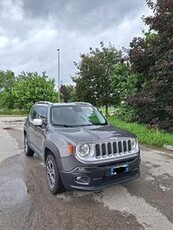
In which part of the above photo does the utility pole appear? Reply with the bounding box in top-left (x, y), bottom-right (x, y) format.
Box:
top-left (57, 48), bottom-right (61, 102)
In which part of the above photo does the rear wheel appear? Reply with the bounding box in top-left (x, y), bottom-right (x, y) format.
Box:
top-left (24, 134), bottom-right (34, 156)
top-left (46, 154), bottom-right (64, 194)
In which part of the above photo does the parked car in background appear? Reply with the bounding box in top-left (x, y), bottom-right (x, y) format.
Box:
top-left (24, 101), bottom-right (140, 194)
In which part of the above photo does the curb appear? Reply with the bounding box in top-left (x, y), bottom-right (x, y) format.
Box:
top-left (164, 145), bottom-right (173, 152)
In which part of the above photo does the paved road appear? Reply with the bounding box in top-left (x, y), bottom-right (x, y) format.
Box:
top-left (0, 117), bottom-right (173, 230)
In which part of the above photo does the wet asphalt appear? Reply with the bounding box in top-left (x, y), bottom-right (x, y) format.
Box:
top-left (0, 117), bottom-right (173, 230)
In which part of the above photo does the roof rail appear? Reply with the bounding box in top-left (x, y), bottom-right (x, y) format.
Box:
top-left (35, 101), bottom-right (52, 105)
top-left (74, 102), bottom-right (92, 106)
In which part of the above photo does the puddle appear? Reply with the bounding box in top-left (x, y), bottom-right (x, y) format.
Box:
top-left (0, 178), bottom-right (29, 208)
top-left (94, 186), bottom-right (173, 230)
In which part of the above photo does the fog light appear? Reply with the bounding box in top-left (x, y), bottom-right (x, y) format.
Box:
top-left (75, 176), bottom-right (90, 185)
top-left (77, 167), bottom-right (84, 171)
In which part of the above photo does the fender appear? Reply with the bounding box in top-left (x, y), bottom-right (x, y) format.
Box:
top-left (43, 140), bottom-right (63, 171)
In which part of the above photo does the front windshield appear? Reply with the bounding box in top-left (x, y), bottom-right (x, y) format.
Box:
top-left (51, 105), bottom-right (107, 127)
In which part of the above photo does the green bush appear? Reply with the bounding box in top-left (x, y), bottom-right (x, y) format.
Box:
top-left (114, 102), bottom-right (138, 122)
top-left (0, 109), bottom-right (27, 116)
top-left (108, 116), bottom-right (173, 148)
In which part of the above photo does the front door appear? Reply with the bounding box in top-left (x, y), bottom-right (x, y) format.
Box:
top-left (29, 105), bottom-right (48, 157)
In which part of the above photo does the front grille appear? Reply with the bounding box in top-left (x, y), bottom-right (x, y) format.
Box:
top-left (95, 139), bottom-right (132, 159)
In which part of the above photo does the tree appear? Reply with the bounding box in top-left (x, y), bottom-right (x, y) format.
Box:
top-left (0, 70), bottom-right (16, 91)
top-left (60, 84), bottom-right (76, 102)
top-left (13, 72), bottom-right (57, 111)
top-left (0, 70), bottom-right (16, 109)
top-left (72, 42), bottom-right (121, 116)
top-left (128, 0), bottom-right (173, 131)
top-left (111, 63), bottom-right (139, 99)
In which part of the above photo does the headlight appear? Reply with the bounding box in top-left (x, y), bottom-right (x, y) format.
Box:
top-left (78, 144), bottom-right (90, 157)
top-left (131, 138), bottom-right (138, 150)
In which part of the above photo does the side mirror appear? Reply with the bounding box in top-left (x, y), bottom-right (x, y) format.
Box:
top-left (32, 118), bottom-right (42, 126)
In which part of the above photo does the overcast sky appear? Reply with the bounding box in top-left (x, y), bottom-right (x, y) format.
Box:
top-left (0, 0), bottom-right (152, 86)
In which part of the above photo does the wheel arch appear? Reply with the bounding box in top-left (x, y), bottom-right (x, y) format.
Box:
top-left (44, 141), bottom-right (63, 171)
top-left (45, 147), bottom-right (54, 161)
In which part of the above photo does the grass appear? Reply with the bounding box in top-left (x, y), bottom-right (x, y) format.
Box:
top-left (108, 116), bottom-right (173, 148)
top-left (0, 109), bottom-right (27, 116)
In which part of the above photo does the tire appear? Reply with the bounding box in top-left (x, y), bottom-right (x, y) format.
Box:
top-left (24, 134), bottom-right (34, 156)
top-left (46, 154), bottom-right (64, 194)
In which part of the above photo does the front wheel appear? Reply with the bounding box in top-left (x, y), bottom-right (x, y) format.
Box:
top-left (24, 134), bottom-right (34, 156)
top-left (46, 154), bottom-right (64, 194)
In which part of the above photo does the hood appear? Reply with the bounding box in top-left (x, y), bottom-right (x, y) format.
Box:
top-left (54, 125), bottom-right (136, 143)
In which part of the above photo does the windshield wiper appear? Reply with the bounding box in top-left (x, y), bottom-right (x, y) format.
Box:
top-left (93, 122), bottom-right (107, 126)
top-left (74, 123), bottom-right (106, 127)
top-left (53, 124), bottom-right (74, 127)
top-left (76, 124), bottom-right (93, 126)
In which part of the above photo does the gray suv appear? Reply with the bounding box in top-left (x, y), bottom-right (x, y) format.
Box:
top-left (24, 101), bottom-right (140, 194)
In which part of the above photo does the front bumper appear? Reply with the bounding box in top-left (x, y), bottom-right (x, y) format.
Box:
top-left (60, 155), bottom-right (141, 191)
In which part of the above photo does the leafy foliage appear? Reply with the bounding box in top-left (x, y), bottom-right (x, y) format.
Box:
top-left (72, 42), bottom-right (121, 115)
top-left (13, 72), bottom-right (57, 111)
top-left (114, 102), bottom-right (138, 122)
top-left (0, 70), bottom-right (16, 109)
top-left (60, 84), bottom-right (76, 102)
top-left (111, 63), bottom-right (139, 99)
top-left (128, 0), bottom-right (173, 131)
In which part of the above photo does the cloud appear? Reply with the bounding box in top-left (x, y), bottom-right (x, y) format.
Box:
top-left (0, 0), bottom-right (152, 85)
top-left (21, 0), bottom-right (145, 33)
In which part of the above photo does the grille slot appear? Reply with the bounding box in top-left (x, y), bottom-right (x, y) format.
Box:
top-left (123, 140), bottom-right (127, 152)
top-left (95, 139), bottom-right (132, 159)
top-left (118, 141), bottom-right (122, 153)
top-left (113, 142), bottom-right (117, 154)
top-left (107, 143), bottom-right (112, 156)
top-left (95, 144), bottom-right (100, 157)
top-left (128, 140), bottom-right (132, 152)
top-left (101, 143), bottom-right (107, 157)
